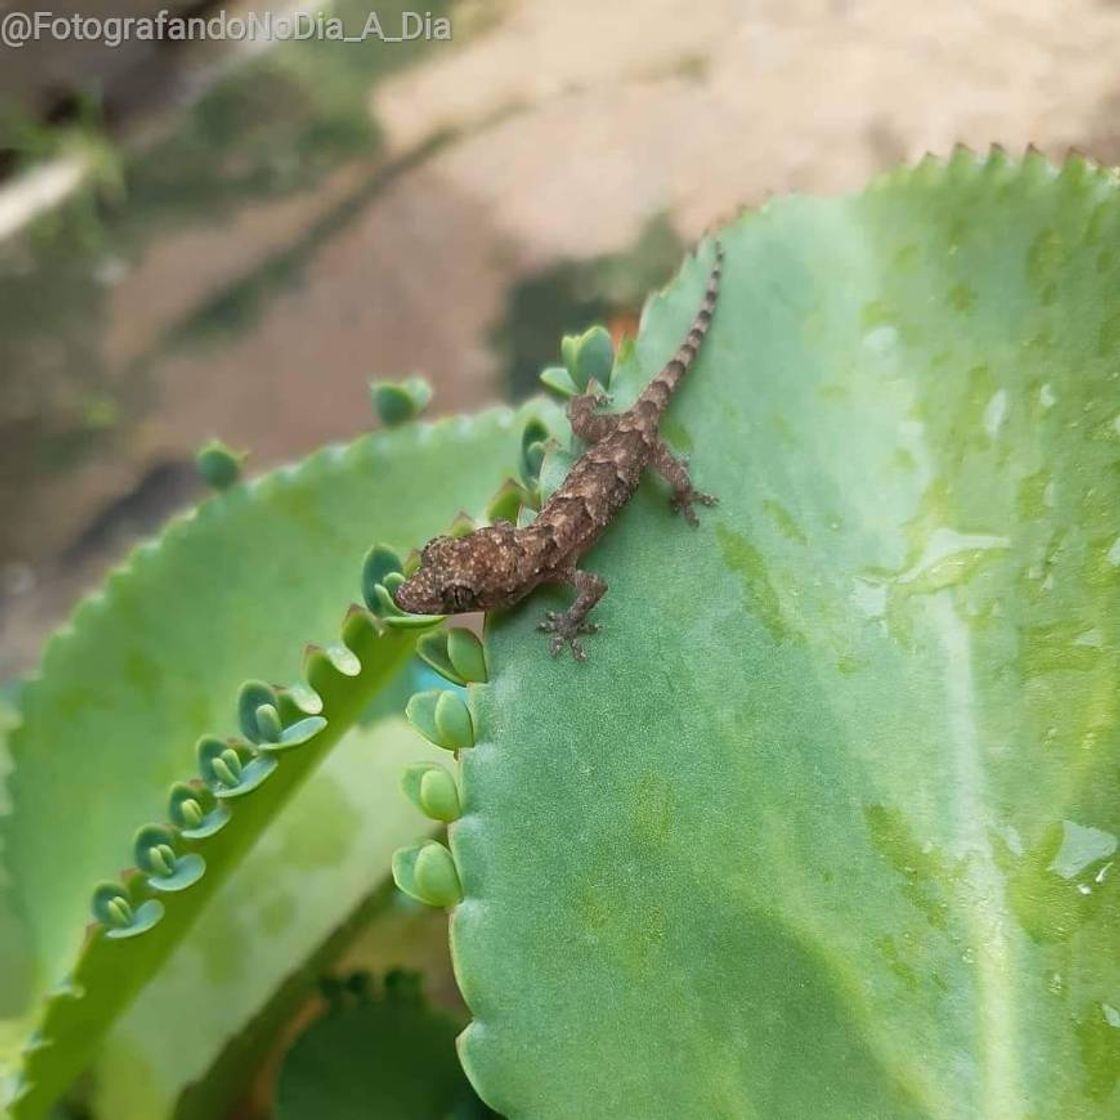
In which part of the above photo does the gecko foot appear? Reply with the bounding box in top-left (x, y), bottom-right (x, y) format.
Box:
top-left (538, 611), bottom-right (601, 661)
top-left (670, 488), bottom-right (718, 527)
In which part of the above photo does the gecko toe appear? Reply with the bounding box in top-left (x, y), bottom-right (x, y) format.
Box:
top-left (538, 610), bottom-right (600, 660)
top-left (671, 488), bottom-right (717, 526)
top-left (671, 500), bottom-right (699, 527)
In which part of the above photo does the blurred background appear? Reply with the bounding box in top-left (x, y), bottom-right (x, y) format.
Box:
top-left (2, 0), bottom-right (1120, 678)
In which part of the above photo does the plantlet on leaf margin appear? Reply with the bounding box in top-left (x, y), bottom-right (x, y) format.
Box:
top-left (167, 782), bottom-right (230, 839)
top-left (392, 841), bottom-right (463, 908)
top-left (369, 376), bottom-right (434, 427)
top-left (195, 439), bottom-right (246, 490)
top-left (90, 884), bottom-right (163, 940)
top-left (485, 478), bottom-right (533, 525)
top-left (405, 690), bottom-right (474, 752)
top-left (542, 323), bottom-right (617, 398)
top-left (519, 417), bottom-right (551, 488)
top-left (361, 544), bottom-right (445, 628)
top-left (197, 735), bottom-right (277, 798)
top-left (416, 628), bottom-right (488, 687)
top-left (401, 762), bottom-right (461, 822)
top-left (134, 825), bottom-right (205, 892)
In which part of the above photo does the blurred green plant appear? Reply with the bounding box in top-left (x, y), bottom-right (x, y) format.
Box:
top-left (275, 969), bottom-right (494, 1119)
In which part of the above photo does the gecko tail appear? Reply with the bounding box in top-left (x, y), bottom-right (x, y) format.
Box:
top-left (638, 241), bottom-right (723, 410)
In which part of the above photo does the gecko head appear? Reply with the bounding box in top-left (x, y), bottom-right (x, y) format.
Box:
top-left (394, 526), bottom-right (518, 615)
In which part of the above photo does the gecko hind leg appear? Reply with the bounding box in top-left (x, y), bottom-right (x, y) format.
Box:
top-left (538, 569), bottom-right (606, 661)
top-left (651, 438), bottom-right (717, 527)
top-left (567, 390), bottom-right (618, 444)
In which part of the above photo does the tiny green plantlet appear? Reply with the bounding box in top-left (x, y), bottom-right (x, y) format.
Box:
top-left (2, 148), bottom-right (1119, 1120)
top-left (195, 439), bottom-right (247, 491)
top-left (369, 376), bottom-right (435, 427)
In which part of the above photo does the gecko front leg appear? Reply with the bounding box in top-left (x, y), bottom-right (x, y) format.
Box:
top-left (650, 438), bottom-right (717, 526)
top-left (538, 569), bottom-right (606, 661)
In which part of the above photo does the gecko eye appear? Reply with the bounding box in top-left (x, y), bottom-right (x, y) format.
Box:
top-left (446, 584), bottom-right (477, 613)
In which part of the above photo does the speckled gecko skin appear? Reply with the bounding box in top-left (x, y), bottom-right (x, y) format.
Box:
top-left (395, 244), bottom-right (723, 659)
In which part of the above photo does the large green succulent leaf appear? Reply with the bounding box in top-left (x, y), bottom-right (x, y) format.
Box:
top-left (451, 151), bottom-right (1120, 1119)
top-left (0, 401), bottom-right (557, 1116)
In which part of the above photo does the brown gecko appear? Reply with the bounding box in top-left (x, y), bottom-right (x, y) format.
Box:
top-left (394, 243), bottom-right (723, 659)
